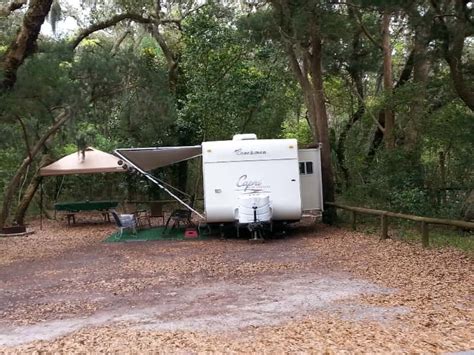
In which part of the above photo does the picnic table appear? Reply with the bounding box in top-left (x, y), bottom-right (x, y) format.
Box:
top-left (54, 200), bottom-right (119, 225)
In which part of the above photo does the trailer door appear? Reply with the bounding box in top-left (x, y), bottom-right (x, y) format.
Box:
top-left (298, 149), bottom-right (323, 211)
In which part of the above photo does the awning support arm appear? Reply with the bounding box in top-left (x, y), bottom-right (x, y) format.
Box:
top-left (114, 150), bottom-right (205, 220)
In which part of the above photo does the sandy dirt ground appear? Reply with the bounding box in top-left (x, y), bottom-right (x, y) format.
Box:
top-left (0, 216), bottom-right (472, 353)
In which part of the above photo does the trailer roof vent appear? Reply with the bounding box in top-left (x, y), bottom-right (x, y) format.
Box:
top-left (233, 133), bottom-right (257, 141)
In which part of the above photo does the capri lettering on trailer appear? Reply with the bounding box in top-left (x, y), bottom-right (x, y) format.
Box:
top-left (235, 175), bottom-right (269, 194)
top-left (114, 134), bottom-right (323, 240)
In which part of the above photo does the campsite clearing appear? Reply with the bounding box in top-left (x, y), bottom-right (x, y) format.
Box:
top-left (0, 219), bottom-right (472, 352)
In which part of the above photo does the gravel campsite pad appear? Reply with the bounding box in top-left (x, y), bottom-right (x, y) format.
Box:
top-left (0, 218), bottom-right (472, 352)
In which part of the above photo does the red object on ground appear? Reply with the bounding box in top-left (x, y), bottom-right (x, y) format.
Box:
top-left (184, 228), bottom-right (199, 238)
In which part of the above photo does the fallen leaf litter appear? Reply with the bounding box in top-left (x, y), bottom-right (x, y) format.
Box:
top-left (0, 217), bottom-right (472, 352)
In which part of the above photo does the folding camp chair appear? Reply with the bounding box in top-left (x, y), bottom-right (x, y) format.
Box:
top-left (163, 209), bottom-right (192, 234)
top-left (123, 202), bottom-right (147, 227)
top-left (145, 201), bottom-right (166, 227)
top-left (111, 210), bottom-right (137, 239)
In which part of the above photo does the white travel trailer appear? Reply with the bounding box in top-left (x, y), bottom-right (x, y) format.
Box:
top-left (115, 134), bottom-right (323, 238)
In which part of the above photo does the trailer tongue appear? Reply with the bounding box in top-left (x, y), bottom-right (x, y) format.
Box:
top-left (236, 194), bottom-right (272, 240)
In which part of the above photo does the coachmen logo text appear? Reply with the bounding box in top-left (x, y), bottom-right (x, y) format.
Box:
top-left (234, 148), bottom-right (267, 155)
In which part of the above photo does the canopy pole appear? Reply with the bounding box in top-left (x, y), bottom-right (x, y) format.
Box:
top-left (40, 178), bottom-right (43, 230)
top-left (114, 150), bottom-right (205, 220)
top-left (55, 175), bottom-right (65, 201)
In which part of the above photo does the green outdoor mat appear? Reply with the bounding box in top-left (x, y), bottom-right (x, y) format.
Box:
top-left (104, 226), bottom-right (206, 243)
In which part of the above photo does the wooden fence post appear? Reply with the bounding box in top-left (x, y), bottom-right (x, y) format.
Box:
top-left (351, 211), bottom-right (356, 231)
top-left (421, 221), bottom-right (429, 247)
top-left (381, 213), bottom-right (388, 240)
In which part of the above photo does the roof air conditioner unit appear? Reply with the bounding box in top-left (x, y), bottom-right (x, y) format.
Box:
top-left (233, 134), bottom-right (257, 141)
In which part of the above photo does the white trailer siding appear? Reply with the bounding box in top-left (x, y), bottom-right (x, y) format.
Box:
top-left (298, 148), bottom-right (324, 211)
top-left (202, 139), bottom-right (302, 223)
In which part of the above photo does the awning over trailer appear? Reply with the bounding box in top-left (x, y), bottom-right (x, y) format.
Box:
top-left (115, 146), bottom-right (202, 171)
top-left (40, 147), bottom-right (125, 176)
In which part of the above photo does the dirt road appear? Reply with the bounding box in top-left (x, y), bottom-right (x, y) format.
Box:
top-left (0, 220), bottom-right (472, 352)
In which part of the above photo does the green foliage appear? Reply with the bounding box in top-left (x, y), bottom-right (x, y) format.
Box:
top-left (0, 35), bottom-right (176, 209)
top-left (179, 3), bottom-right (300, 141)
top-left (339, 95), bottom-right (473, 218)
top-left (281, 119), bottom-right (313, 146)
top-left (70, 41), bottom-right (176, 147)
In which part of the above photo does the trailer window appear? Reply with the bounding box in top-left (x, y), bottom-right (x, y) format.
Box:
top-left (299, 162), bottom-right (305, 174)
top-left (300, 161), bottom-right (314, 175)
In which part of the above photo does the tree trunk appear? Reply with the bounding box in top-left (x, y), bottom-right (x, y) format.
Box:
top-left (0, 108), bottom-right (70, 229)
top-left (149, 25), bottom-right (179, 94)
top-left (461, 190), bottom-right (474, 222)
top-left (14, 175), bottom-right (42, 225)
top-left (406, 26), bottom-right (430, 149)
top-left (270, 0), bottom-right (335, 223)
top-left (367, 111), bottom-right (386, 160)
top-left (441, 0), bottom-right (474, 111)
top-left (336, 103), bottom-right (364, 186)
top-left (14, 154), bottom-right (52, 225)
top-left (368, 48), bottom-right (415, 161)
top-left (444, 30), bottom-right (474, 110)
top-left (438, 151), bottom-right (447, 205)
top-left (381, 10), bottom-right (395, 148)
top-left (1, 0), bottom-right (53, 91)
top-left (337, 28), bottom-right (365, 187)
top-left (309, 30), bottom-right (336, 224)
top-left (285, 44), bottom-right (319, 140)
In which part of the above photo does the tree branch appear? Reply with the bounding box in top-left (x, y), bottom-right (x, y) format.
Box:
top-left (110, 29), bottom-right (131, 56)
top-left (1, 0), bottom-right (54, 91)
top-left (15, 115), bottom-right (32, 161)
top-left (71, 13), bottom-right (155, 49)
top-left (0, 107), bottom-right (71, 228)
top-left (353, 7), bottom-right (382, 50)
top-left (0, 0), bottom-right (27, 17)
top-left (148, 25), bottom-right (176, 65)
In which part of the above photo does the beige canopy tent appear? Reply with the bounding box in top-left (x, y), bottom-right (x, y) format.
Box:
top-left (38, 147), bottom-right (125, 229)
top-left (40, 147), bottom-right (125, 176)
